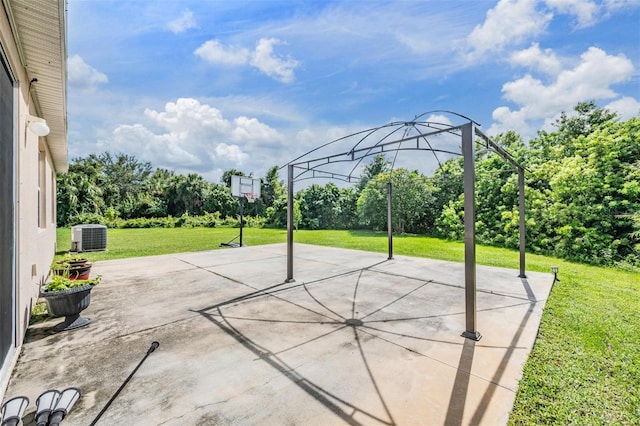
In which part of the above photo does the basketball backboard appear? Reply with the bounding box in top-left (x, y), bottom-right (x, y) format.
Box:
top-left (231, 175), bottom-right (261, 201)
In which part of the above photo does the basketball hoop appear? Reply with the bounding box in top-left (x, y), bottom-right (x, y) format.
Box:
top-left (232, 175), bottom-right (261, 203)
top-left (243, 192), bottom-right (257, 203)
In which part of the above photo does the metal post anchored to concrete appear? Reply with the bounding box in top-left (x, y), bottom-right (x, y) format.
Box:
top-left (518, 167), bottom-right (526, 278)
top-left (461, 123), bottom-right (481, 341)
top-left (286, 164), bottom-right (295, 283)
top-left (387, 181), bottom-right (393, 260)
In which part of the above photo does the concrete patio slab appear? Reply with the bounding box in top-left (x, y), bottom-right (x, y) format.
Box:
top-left (3, 244), bottom-right (553, 425)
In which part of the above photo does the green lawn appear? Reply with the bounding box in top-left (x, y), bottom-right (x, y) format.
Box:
top-left (55, 227), bottom-right (288, 261)
top-left (56, 227), bottom-right (640, 423)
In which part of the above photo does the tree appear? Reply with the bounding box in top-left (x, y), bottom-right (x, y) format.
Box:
top-left (527, 116), bottom-right (640, 263)
top-left (334, 187), bottom-right (358, 229)
top-left (431, 158), bottom-right (463, 219)
top-left (358, 168), bottom-right (438, 233)
top-left (164, 173), bottom-right (210, 216)
top-left (474, 132), bottom-right (527, 248)
top-left (99, 152), bottom-right (153, 214)
top-left (203, 184), bottom-right (236, 218)
top-left (140, 168), bottom-right (175, 217)
top-left (56, 159), bottom-right (105, 225)
top-left (221, 169), bottom-right (246, 188)
top-left (356, 154), bottom-right (391, 193)
top-left (435, 132), bottom-right (529, 248)
top-left (262, 165), bottom-right (283, 208)
top-left (531, 101), bottom-right (619, 160)
top-left (553, 101), bottom-right (618, 140)
top-left (265, 193), bottom-right (288, 228)
top-left (298, 183), bottom-right (342, 229)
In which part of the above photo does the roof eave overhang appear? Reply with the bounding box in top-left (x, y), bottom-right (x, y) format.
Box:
top-left (5, 0), bottom-right (68, 172)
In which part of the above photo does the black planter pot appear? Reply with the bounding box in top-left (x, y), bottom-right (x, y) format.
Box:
top-left (41, 284), bottom-right (94, 332)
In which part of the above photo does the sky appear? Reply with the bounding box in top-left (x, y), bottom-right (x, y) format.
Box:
top-left (66, 0), bottom-right (640, 184)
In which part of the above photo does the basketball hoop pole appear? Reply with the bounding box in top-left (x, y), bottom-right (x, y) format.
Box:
top-left (225, 176), bottom-right (261, 248)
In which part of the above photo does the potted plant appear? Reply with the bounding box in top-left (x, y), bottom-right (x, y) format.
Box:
top-left (51, 254), bottom-right (93, 280)
top-left (40, 258), bottom-right (101, 332)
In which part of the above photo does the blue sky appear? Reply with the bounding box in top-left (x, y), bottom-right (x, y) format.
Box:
top-left (67, 0), bottom-right (640, 183)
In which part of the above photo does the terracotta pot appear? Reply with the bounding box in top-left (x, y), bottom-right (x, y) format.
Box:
top-left (53, 264), bottom-right (92, 280)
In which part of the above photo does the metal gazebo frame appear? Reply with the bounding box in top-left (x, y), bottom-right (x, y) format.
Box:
top-left (283, 112), bottom-right (526, 340)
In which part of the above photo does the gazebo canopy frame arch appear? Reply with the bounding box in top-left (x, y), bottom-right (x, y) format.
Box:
top-left (283, 111), bottom-right (526, 340)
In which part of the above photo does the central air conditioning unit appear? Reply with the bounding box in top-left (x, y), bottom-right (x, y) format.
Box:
top-left (71, 224), bottom-right (108, 252)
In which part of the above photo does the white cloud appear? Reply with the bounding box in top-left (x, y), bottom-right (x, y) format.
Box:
top-left (194, 40), bottom-right (251, 65)
top-left (67, 55), bottom-right (108, 92)
top-left (250, 38), bottom-right (300, 83)
top-left (425, 114), bottom-right (453, 126)
top-left (544, 0), bottom-right (599, 28)
top-left (510, 43), bottom-right (563, 76)
top-left (503, 47), bottom-right (633, 110)
top-left (604, 0), bottom-right (640, 11)
top-left (465, 0), bottom-right (639, 62)
top-left (467, 0), bottom-right (552, 55)
top-left (489, 106), bottom-right (533, 137)
top-left (195, 38), bottom-right (299, 83)
top-left (167, 9), bottom-right (197, 33)
top-left (96, 98), bottom-right (285, 179)
top-left (395, 33), bottom-right (433, 55)
top-left (145, 98), bottom-right (231, 135)
top-left (605, 96), bottom-right (640, 121)
top-left (214, 143), bottom-right (248, 164)
top-left (200, 95), bottom-right (306, 124)
top-left (110, 123), bottom-right (203, 167)
top-left (490, 47), bottom-right (635, 136)
top-left (295, 128), bottom-right (315, 144)
top-left (232, 116), bottom-right (283, 144)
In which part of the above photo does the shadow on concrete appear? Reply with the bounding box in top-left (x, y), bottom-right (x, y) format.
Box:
top-left (466, 278), bottom-right (537, 425)
top-left (199, 307), bottom-right (394, 426)
top-left (23, 323), bottom-right (63, 344)
top-left (444, 338), bottom-right (476, 425)
top-left (196, 261), bottom-right (399, 425)
top-left (443, 277), bottom-right (538, 425)
top-left (192, 261), bottom-right (542, 425)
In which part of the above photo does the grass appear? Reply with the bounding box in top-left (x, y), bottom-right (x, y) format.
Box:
top-left (56, 227), bottom-right (639, 423)
top-left (55, 227), bottom-right (287, 261)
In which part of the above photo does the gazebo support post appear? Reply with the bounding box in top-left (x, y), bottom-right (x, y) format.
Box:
top-left (518, 167), bottom-right (526, 278)
top-left (286, 164), bottom-right (295, 282)
top-left (387, 181), bottom-right (393, 260)
top-left (461, 123), bottom-right (481, 341)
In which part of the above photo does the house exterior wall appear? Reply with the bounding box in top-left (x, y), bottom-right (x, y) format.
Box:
top-left (0, 3), bottom-right (62, 400)
top-left (17, 90), bottom-right (59, 337)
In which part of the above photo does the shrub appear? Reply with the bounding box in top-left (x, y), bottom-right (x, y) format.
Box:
top-left (118, 217), bottom-right (176, 228)
top-left (68, 212), bottom-right (107, 227)
top-left (184, 212), bottom-right (219, 228)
